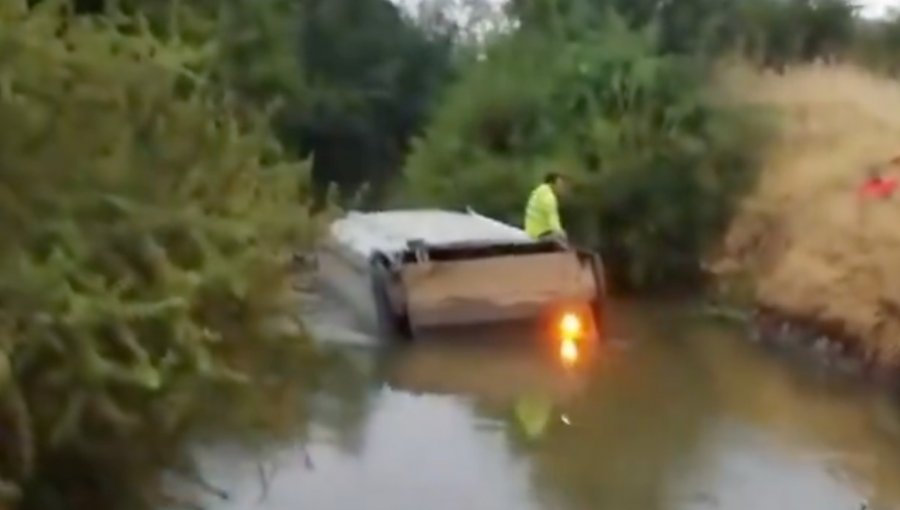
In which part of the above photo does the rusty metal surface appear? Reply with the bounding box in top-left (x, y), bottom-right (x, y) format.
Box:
top-left (401, 252), bottom-right (597, 328)
top-left (320, 209), bottom-right (604, 334)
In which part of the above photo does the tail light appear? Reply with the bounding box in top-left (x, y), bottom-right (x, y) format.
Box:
top-left (557, 311), bottom-right (586, 367)
top-left (559, 336), bottom-right (580, 366)
top-left (559, 312), bottom-right (583, 338)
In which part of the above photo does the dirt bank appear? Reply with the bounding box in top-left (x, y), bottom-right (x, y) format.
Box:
top-left (713, 63), bottom-right (900, 369)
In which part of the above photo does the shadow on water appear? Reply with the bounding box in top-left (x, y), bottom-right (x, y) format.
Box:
top-left (516, 304), bottom-right (719, 510)
top-left (178, 298), bottom-right (900, 510)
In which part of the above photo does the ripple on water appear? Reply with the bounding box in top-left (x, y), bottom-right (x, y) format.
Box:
top-left (181, 300), bottom-right (900, 510)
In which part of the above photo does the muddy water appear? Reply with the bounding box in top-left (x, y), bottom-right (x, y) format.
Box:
top-left (184, 298), bottom-right (900, 510)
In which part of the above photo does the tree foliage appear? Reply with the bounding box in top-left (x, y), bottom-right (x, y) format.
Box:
top-left (8, 0), bottom-right (900, 506)
top-left (0, 1), bottom-right (322, 508)
top-left (508, 0), bottom-right (863, 64)
top-left (287, 0), bottom-right (455, 204)
top-left (63, 0), bottom-right (457, 206)
top-left (404, 12), bottom-right (769, 289)
top-left (404, 0), bottom-right (900, 290)
top-left (855, 10), bottom-right (900, 75)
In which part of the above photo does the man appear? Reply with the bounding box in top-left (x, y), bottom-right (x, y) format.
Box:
top-left (524, 172), bottom-right (568, 244)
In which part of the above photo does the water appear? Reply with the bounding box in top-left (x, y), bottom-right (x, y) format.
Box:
top-left (183, 299), bottom-right (900, 510)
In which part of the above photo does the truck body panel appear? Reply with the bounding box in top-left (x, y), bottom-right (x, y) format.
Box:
top-left (400, 251), bottom-right (595, 328)
top-left (316, 208), bottom-right (605, 340)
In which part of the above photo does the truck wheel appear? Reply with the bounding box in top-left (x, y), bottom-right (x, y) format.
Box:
top-left (589, 254), bottom-right (607, 342)
top-left (370, 260), bottom-right (412, 342)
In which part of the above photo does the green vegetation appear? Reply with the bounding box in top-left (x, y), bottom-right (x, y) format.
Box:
top-left (0, 1), bottom-right (320, 508)
top-left (3, 0), bottom-right (900, 507)
top-left (404, 8), bottom-right (768, 289)
top-left (403, 0), bottom-right (900, 289)
top-left (291, 0), bottom-right (456, 205)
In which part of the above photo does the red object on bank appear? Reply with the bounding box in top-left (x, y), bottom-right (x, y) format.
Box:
top-left (859, 176), bottom-right (899, 200)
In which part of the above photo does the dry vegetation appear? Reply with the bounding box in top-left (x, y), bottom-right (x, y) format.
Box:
top-left (714, 63), bottom-right (900, 365)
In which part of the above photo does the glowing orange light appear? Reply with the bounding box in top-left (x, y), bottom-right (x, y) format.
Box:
top-left (560, 337), bottom-right (579, 365)
top-left (559, 312), bottom-right (583, 338)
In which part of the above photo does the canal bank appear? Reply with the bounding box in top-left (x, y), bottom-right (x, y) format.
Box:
top-left (711, 62), bottom-right (900, 381)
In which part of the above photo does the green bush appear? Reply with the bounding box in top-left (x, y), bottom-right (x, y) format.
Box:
top-left (0, 2), bottom-right (320, 508)
top-left (404, 13), bottom-right (768, 289)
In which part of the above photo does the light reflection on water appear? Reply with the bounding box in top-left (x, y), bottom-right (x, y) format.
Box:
top-left (185, 300), bottom-right (900, 510)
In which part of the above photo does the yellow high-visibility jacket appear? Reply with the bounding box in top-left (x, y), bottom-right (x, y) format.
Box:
top-left (524, 183), bottom-right (562, 239)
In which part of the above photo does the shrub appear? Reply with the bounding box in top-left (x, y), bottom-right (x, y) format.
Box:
top-left (0, 2), bottom-right (320, 508)
top-left (404, 13), bottom-right (768, 289)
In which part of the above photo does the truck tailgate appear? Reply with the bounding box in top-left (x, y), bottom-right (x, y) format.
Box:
top-left (400, 251), bottom-right (597, 328)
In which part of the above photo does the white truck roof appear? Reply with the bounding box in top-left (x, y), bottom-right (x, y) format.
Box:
top-left (328, 209), bottom-right (533, 259)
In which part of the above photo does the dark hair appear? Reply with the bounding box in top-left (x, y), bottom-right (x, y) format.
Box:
top-left (544, 172), bottom-right (563, 184)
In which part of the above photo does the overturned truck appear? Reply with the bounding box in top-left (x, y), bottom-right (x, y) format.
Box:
top-left (317, 209), bottom-right (607, 362)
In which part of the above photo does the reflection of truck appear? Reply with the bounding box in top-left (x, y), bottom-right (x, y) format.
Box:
top-left (316, 209), bottom-right (607, 363)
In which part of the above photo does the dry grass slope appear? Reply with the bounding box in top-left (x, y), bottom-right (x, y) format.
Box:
top-left (715, 63), bottom-right (900, 365)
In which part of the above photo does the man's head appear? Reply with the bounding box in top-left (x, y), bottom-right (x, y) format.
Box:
top-left (544, 172), bottom-right (569, 195)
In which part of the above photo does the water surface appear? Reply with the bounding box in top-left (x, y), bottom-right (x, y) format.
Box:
top-left (186, 299), bottom-right (900, 510)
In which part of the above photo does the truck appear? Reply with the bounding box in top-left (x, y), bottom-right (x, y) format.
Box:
top-left (316, 208), bottom-right (607, 365)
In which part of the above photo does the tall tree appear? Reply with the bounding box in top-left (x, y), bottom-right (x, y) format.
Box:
top-left (404, 13), bottom-right (767, 289)
top-left (508, 0), bottom-right (859, 60)
top-left (62, 0), bottom-right (456, 204)
top-left (288, 0), bottom-right (454, 205)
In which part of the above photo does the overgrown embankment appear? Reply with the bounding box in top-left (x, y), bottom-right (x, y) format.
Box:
top-left (0, 4), bottom-right (323, 509)
top-left (403, 14), bottom-right (768, 291)
top-left (713, 63), bottom-right (900, 369)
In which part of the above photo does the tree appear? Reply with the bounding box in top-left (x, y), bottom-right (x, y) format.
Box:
top-left (508, 0), bottom-right (860, 62)
top-left (854, 8), bottom-right (900, 74)
top-left (281, 0), bottom-right (454, 205)
top-left (0, 2), bottom-right (320, 507)
top-left (404, 12), bottom-right (767, 289)
top-left (58, 0), bottom-right (456, 206)
top-left (409, 0), bottom-right (513, 47)
top-left (508, 0), bottom-right (739, 53)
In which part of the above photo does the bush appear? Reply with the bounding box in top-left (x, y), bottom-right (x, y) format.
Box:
top-left (0, 2), bottom-right (320, 508)
top-left (404, 13), bottom-right (768, 289)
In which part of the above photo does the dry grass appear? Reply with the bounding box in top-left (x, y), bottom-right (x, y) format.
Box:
top-left (714, 62), bottom-right (900, 364)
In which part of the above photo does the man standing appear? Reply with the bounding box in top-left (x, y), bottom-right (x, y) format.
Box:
top-left (524, 172), bottom-right (568, 244)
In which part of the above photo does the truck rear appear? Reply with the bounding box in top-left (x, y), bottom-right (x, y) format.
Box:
top-left (316, 209), bottom-right (606, 365)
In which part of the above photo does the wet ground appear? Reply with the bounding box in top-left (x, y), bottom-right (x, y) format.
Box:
top-left (181, 295), bottom-right (900, 510)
